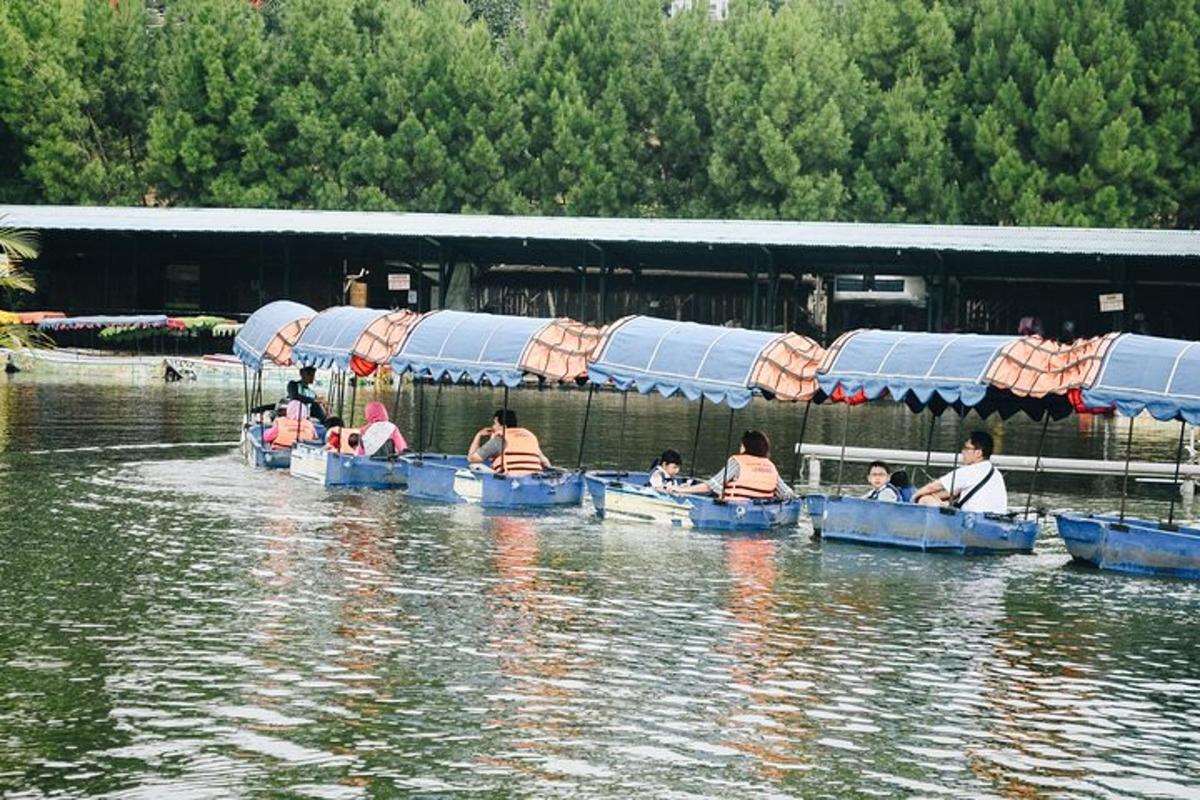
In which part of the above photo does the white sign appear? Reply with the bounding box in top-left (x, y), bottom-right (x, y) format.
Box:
top-left (1099, 292), bottom-right (1125, 313)
top-left (388, 273), bottom-right (411, 291)
top-left (407, 290), bottom-right (418, 306)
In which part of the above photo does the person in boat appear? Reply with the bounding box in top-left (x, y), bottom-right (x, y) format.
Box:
top-left (322, 416), bottom-right (356, 454)
top-left (913, 430), bottom-right (1008, 513)
top-left (669, 430), bottom-right (796, 501)
top-left (357, 401), bottom-right (408, 459)
top-left (467, 409), bottom-right (551, 475)
top-left (863, 460), bottom-right (901, 502)
top-left (890, 469), bottom-right (915, 502)
top-left (262, 400), bottom-right (319, 449)
top-left (648, 449), bottom-right (683, 490)
top-left (286, 366), bottom-right (327, 423)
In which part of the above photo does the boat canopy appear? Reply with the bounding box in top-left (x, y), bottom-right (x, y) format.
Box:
top-left (38, 314), bottom-right (168, 331)
top-left (1081, 334), bottom-right (1200, 423)
top-left (588, 315), bottom-right (825, 408)
top-left (390, 310), bottom-right (598, 385)
top-left (291, 306), bottom-right (420, 375)
top-left (233, 300), bottom-right (315, 370)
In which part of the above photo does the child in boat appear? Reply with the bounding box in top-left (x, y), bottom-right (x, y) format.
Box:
top-left (669, 430), bottom-right (795, 501)
top-left (357, 401), bottom-right (407, 459)
top-left (263, 400), bottom-right (319, 449)
top-left (648, 449), bottom-right (683, 490)
top-left (863, 460), bottom-right (901, 502)
top-left (468, 409), bottom-right (551, 475)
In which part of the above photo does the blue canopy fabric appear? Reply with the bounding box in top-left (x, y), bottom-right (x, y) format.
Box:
top-left (1082, 334), bottom-right (1200, 423)
top-left (587, 316), bottom-right (785, 408)
top-left (233, 300), bottom-right (315, 370)
top-left (817, 330), bottom-right (1015, 410)
top-left (291, 306), bottom-right (389, 371)
top-left (39, 314), bottom-right (168, 331)
top-left (390, 310), bottom-right (559, 386)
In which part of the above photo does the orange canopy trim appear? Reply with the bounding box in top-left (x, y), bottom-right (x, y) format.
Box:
top-left (518, 318), bottom-right (603, 383)
top-left (984, 334), bottom-right (1119, 397)
top-left (748, 333), bottom-right (826, 402)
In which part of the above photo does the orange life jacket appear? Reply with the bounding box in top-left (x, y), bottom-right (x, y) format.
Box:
top-left (272, 418), bottom-right (317, 449)
top-left (325, 427), bottom-right (359, 455)
top-left (491, 427), bottom-right (544, 476)
top-left (722, 454), bottom-right (779, 500)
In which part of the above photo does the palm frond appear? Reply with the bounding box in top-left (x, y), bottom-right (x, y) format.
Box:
top-left (0, 324), bottom-right (52, 351)
top-left (0, 225), bottom-right (40, 262)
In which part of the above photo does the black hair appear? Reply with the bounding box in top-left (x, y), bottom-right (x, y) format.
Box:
top-left (347, 432), bottom-right (362, 448)
top-left (299, 366), bottom-right (316, 375)
top-left (867, 460), bottom-right (891, 473)
top-left (324, 416), bottom-right (344, 429)
top-left (493, 409), bottom-right (518, 428)
top-left (741, 430), bottom-right (770, 458)
top-left (968, 430), bottom-right (994, 459)
top-left (890, 470), bottom-right (911, 488)
top-left (651, 448), bottom-right (683, 470)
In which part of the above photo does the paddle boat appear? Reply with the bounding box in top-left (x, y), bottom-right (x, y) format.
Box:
top-left (233, 300), bottom-right (317, 470)
top-left (1049, 334), bottom-right (1200, 578)
top-left (389, 310), bottom-right (598, 510)
top-left (286, 306), bottom-right (419, 489)
top-left (583, 315), bottom-right (820, 531)
top-left (798, 329), bottom-right (1110, 554)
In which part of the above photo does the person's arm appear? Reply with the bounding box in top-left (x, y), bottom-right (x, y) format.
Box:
top-left (262, 424), bottom-right (279, 444)
top-left (536, 446), bottom-right (551, 468)
top-left (470, 435), bottom-right (502, 464)
top-left (912, 478), bottom-right (948, 502)
top-left (392, 429), bottom-right (408, 454)
top-left (775, 476), bottom-right (796, 501)
top-left (467, 428), bottom-right (492, 463)
top-left (672, 461), bottom-right (731, 495)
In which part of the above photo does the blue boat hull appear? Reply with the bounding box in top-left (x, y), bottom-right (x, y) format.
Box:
top-left (805, 494), bottom-right (1038, 554)
top-left (1055, 512), bottom-right (1200, 579)
top-left (242, 425), bottom-right (291, 470)
top-left (402, 454), bottom-right (584, 509)
top-left (289, 443), bottom-right (408, 489)
top-left (585, 471), bottom-right (802, 532)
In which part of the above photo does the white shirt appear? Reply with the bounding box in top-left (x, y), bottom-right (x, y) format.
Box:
top-left (939, 460), bottom-right (1008, 514)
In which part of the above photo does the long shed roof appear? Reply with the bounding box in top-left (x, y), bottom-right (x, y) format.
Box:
top-left (3, 204), bottom-right (1199, 258)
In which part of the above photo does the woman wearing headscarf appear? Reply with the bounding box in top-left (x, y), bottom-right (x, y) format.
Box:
top-left (357, 401), bottom-right (408, 458)
top-left (263, 400), bottom-right (319, 449)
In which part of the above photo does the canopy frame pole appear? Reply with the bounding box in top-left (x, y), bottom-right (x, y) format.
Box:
top-left (425, 381), bottom-right (444, 454)
top-left (256, 369), bottom-right (266, 454)
top-left (576, 384), bottom-right (595, 471)
top-left (242, 364), bottom-right (250, 419)
top-left (616, 390), bottom-right (630, 472)
top-left (347, 373), bottom-right (358, 428)
top-left (790, 399), bottom-right (812, 488)
top-left (719, 404), bottom-right (736, 501)
top-left (834, 401), bottom-right (850, 495)
top-left (947, 407), bottom-right (965, 501)
top-left (1119, 415), bottom-right (1136, 522)
top-left (687, 395), bottom-right (705, 479)
top-left (1166, 419), bottom-right (1187, 527)
top-left (416, 378), bottom-right (426, 459)
top-left (390, 374), bottom-right (403, 426)
top-left (500, 384), bottom-right (509, 468)
top-left (922, 409), bottom-right (936, 481)
top-left (1024, 413), bottom-right (1051, 520)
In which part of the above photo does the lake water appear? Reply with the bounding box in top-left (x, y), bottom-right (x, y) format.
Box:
top-left (2, 377), bottom-right (1198, 798)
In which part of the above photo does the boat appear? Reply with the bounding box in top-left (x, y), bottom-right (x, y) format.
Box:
top-left (286, 306), bottom-right (418, 489)
top-left (800, 329), bottom-right (1108, 553)
top-left (1049, 334), bottom-right (1200, 577)
top-left (389, 310), bottom-right (599, 509)
top-left (232, 300), bottom-right (318, 469)
top-left (584, 315), bottom-right (821, 531)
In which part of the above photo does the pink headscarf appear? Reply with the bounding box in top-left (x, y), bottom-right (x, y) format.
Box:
top-left (364, 401), bottom-right (389, 425)
top-left (285, 400), bottom-right (309, 420)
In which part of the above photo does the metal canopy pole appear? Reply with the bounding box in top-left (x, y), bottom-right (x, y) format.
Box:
top-left (1167, 419), bottom-right (1187, 527)
top-left (347, 375), bottom-right (358, 427)
top-left (688, 395), bottom-right (706, 478)
top-left (615, 390), bottom-right (630, 471)
top-left (834, 401), bottom-right (850, 494)
top-left (719, 404), bottom-right (736, 501)
top-left (790, 399), bottom-right (812, 488)
top-left (391, 375), bottom-right (403, 424)
top-left (425, 382), bottom-right (444, 454)
top-left (576, 384), bottom-right (595, 470)
top-left (947, 408), bottom-right (965, 501)
top-left (1119, 415), bottom-right (1136, 522)
top-left (1024, 413), bottom-right (1051, 519)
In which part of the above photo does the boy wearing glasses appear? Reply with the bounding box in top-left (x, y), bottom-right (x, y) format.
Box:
top-left (912, 431), bottom-right (1008, 513)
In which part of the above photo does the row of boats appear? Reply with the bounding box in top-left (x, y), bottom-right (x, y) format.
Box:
top-left (233, 301), bottom-right (1200, 581)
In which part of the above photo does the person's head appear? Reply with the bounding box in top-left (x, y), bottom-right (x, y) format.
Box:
top-left (347, 432), bottom-right (361, 449)
top-left (324, 415), bottom-right (344, 430)
top-left (739, 430), bottom-right (770, 458)
top-left (299, 366), bottom-right (316, 385)
top-left (655, 449), bottom-right (683, 477)
top-left (365, 401), bottom-right (389, 425)
top-left (492, 409), bottom-right (518, 433)
top-left (963, 430), bottom-right (993, 464)
top-left (285, 399), bottom-right (309, 421)
top-left (890, 470), bottom-right (911, 489)
top-left (867, 460), bottom-right (891, 489)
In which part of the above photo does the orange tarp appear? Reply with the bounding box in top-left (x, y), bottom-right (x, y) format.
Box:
top-left (749, 333), bottom-right (826, 402)
top-left (519, 319), bottom-right (602, 382)
top-left (984, 334), bottom-right (1119, 397)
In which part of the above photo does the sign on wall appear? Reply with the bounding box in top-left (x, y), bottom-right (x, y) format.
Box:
top-left (1098, 292), bottom-right (1125, 313)
top-left (388, 273), bottom-right (411, 291)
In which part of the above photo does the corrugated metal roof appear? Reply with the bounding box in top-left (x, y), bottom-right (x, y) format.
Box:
top-left (2, 204), bottom-right (1198, 257)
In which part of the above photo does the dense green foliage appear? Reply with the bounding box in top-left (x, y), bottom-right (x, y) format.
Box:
top-left (1, 0), bottom-right (1197, 226)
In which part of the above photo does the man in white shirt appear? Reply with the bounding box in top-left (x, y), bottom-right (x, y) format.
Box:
top-left (912, 430), bottom-right (1008, 514)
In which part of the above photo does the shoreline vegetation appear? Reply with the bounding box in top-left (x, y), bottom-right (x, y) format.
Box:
top-left (0, 0), bottom-right (1196, 228)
